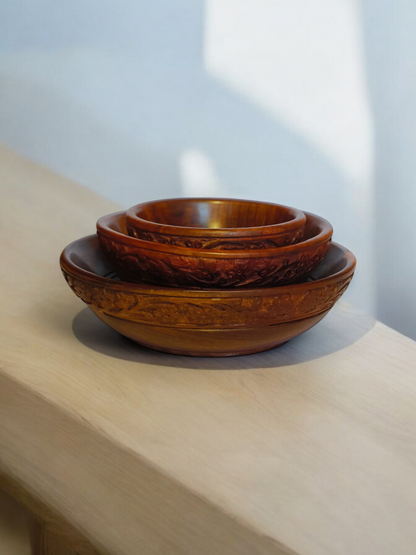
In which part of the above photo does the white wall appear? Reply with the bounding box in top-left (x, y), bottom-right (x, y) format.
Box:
top-left (0, 0), bottom-right (414, 338)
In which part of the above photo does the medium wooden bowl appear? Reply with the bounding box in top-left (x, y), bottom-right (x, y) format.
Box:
top-left (97, 211), bottom-right (332, 288)
top-left (60, 236), bottom-right (355, 357)
top-left (126, 198), bottom-right (306, 249)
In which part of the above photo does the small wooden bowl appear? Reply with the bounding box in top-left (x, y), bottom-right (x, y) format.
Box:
top-left (97, 211), bottom-right (332, 288)
top-left (126, 198), bottom-right (306, 249)
top-left (60, 235), bottom-right (355, 357)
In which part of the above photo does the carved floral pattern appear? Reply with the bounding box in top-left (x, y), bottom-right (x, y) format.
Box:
top-left (97, 235), bottom-right (330, 289)
top-left (62, 267), bottom-right (353, 328)
top-left (126, 225), bottom-right (304, 250)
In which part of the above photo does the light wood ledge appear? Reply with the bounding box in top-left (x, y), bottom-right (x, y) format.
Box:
top-left (1, 143), bottom-right (416, 555)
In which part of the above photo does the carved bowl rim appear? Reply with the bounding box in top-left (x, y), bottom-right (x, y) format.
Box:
top-left (97, 211), bottom-right (333, 259)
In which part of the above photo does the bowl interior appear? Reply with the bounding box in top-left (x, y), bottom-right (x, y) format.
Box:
top-left (134, 199), bottom-right (298, 229)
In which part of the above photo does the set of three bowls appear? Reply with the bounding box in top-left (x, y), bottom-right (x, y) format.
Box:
top-left (60, 198), bottom-right (356, 356)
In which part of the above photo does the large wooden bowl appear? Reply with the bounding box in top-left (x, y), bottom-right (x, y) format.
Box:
top-left (126, 198), bottom-right (306, 249)
top-left (60, 235), bottom-right (355, 357)
top-left (97, 211), bottom-right (332, 288)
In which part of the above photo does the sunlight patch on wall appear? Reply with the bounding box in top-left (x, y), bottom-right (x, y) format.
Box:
top-left (180, 149), bottom-right (225, 197)
top-left (204, 0), bottom-right (373, 188)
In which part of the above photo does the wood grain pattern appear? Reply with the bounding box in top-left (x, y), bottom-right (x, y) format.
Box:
top-left (97, 211), bottom-right (332, 288)
top-left (28, 517), bottom-right (79, 555)
top-left (125, 197), bottom-right (306, 249)
top-left (0, 474), bottom-right (103, 555)
top-left (0, 490), bottom-right (30, 555)
top-left (1, 143), bottom-right (416, 555)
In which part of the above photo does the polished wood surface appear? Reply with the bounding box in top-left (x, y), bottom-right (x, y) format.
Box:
top-left (1, 143), bottom-right (416, 555)
top-left (61, 236), bottom-right (354, 356)
top-left (97, 211), bottom-right (332, 288)
top-left (126, 198), bottom-right (306, 249)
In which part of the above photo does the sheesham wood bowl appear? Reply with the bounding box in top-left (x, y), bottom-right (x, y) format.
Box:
top-left (60, 235), bottom-right (355, 357)
top-left (125, 198), bottom-right (306, 249)
top-left (97, 211), bottom-right (332, 289)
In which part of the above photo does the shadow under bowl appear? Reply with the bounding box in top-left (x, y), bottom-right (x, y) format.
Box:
top-left (60, 236), bottom-right (355, 357)
top-left (126, 197), bottom-right (306, 249)
top-left (97, 211), bottom-right (333, 288)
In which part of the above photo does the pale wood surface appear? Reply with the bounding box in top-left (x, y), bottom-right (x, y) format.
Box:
top-left (1, 143), bottom-right (416, 555)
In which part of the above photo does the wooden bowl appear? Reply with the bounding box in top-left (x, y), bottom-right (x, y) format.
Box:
top-left (125, 198), bottom-right (306, 249)
top-left (97, 212), bottom-right (332, 288)
top-left (60, 235), bottom-right (355, 357)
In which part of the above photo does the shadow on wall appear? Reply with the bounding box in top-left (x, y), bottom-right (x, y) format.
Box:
top-left (0, 72), bottom-right (183, 202)
top-left (0, 0), bottom-right (351, 208)
top-left (360, 0), bottom-right (416, 340)
top-left (0, 0), bottom-right (369, 313)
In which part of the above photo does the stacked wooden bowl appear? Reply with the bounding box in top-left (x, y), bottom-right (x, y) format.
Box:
top-left (60, 198), bottom-right (356, 357)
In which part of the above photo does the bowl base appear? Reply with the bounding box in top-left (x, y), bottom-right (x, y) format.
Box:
top-left (92, 309), bottom-right (329, 358)
top-left (129, 338), bottom-right (289, 357)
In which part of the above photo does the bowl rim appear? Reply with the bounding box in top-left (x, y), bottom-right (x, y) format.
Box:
top-left (125, 197), bottom-right (307, 238)
top-left (97, 211), bottom-right (333, 259)
top-left (60, 235), bottom-right (356, 299)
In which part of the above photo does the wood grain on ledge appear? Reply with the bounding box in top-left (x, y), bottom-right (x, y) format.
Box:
top-left (1, 142), bottom-right (416, 555)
